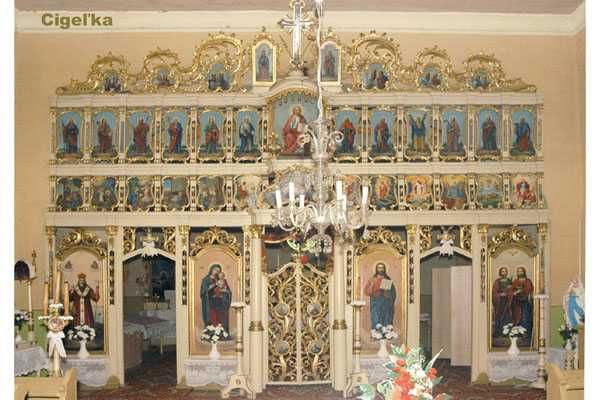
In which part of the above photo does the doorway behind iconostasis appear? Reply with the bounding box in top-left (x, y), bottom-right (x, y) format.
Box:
top-left (122, 254), bottom-right (176, 383)
top-left (420, 251), bottom-right (472, 367)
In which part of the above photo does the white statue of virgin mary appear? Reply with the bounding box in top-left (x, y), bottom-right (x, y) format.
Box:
top-left (563, 278), bottom-right (585, 328)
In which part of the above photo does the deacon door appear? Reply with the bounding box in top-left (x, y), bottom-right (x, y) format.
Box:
top-left (267, 261), bottom-right (331, 383)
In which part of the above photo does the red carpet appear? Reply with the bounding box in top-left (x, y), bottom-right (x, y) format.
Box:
top-left (79, 351), bottom-right (545, 399)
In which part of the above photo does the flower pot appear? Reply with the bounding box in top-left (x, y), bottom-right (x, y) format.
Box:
top-left (209, 342), bottom-right (220, 360)
top-left (507, 336), bottom-right (520, 357)
top-left (377, 339), bottom-right (389, 359)
top-left (15, 326), bottom-right (23, 348)
top-left (78, 340), bottom-right (90, 359)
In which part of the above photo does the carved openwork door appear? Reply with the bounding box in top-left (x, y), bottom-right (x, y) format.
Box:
top-left (267, 261), bottom-right (330, 383)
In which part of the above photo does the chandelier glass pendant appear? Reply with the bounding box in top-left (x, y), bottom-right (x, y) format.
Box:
top-left (273, 0), bottom-right (370, 255)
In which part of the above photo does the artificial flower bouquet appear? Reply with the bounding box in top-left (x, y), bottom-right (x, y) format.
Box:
top-left (201, 323), bottom-right (230, 343)
top-left (358, 344), bottom-right (450, 400)
top-left (371, 324), bottom-right (399, 341)
top-left (14, 309), bottom-right (29, 328)
top-left (66, 324), bottom-right (96, 342)
top-left (502, 323), bottom-right (527, 338)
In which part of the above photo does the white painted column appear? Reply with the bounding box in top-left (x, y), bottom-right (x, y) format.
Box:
top-left (245, 225), bottom-right (265, 392)
top-left (176, 225), bottom-right (190, 385)
top-left (332, 237), bottom-right (348, 391)
top-left (406, 225), bottom-right (420, 348)
top-left (106, 225), bottom-right (123, 386)
top-left (470, 224), bottom-right (488, 383)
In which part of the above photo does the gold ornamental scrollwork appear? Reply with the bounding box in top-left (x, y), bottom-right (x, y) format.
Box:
top-left (243, 224), bottom-right (264, 239)
top-left (463, 52), bottom-right (536, 92)
top-left (123, 227), bottom-right (136, 255)
top-left (56, 52), bottom-right (131, 95)
top-left (344, 30), bottom-right (404, 91)
top-left (162, 226), bottom-right (177, 255)
top-left (56, 228), bottom-right (107, 260)
top-left (419, 225), bottom-right (432, 253)
top-left (355, 226), bottom-right (406, 256)
top-left (187, 32), bottom-right (249, 93)
top-left (411, 46), bottom-right (459, 91)
top-left (190, 227), bottom-right (240, 257)
top-left (459, 225), bottom-right (472, 252)
top-left (137, 47), bottom-right (185, 93)
top-left (488, 225), bottom-right (537, 258)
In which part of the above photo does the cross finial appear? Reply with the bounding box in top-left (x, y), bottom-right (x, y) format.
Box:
top-left (278, 0), bottom-right (314, 68)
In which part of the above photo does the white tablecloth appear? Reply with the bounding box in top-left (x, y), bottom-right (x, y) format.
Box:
top-left (124, 318), bottom-right (175, 340)
top-left (14, 346), bottom-right (50, 376)
top-left (487, 352), bottom-right (539, 382)
top-left (360, 356), bottom-right (389, 384)
top-left (488, 349), bottom-right (566, 383)
top-left (185, 358), bottom-right (236, 387)
top-left (63, 357), bottom-right (110, 387)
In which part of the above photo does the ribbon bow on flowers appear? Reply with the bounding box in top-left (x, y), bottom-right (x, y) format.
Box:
top-left (357, 345), bottom-right (451, 400)
top-left (47, 331), bottom-right (67, 358)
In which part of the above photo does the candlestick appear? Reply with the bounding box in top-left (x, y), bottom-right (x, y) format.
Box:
top-left (275, 189), bottom-right (282, 209)
top-left (336, 180), bottom-right (343, 200)
top-left (43, 281), bottom-right (49, 315)
top-left (362, 186), bottom-right (368, 205)
top-left (299, 194), bottom-right (305, 208)
top-left (27, 280), bottom-right (32, 315)
top-left (63, 282), bottom-right (69, 316)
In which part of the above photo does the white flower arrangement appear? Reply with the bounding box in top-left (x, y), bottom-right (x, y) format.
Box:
top-left (371, 324), bottom-right (398, 341)
top-left (14, 310), bottom-right (29, 328)
top-left (502, 323), bottom-right (527, 338)
top-left (201, 324), bottom-right (230, 344)
top-left (67, 324), bottom-right (96, 343)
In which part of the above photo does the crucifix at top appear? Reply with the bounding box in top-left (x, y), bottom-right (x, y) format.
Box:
top-left (278, 0), bottom-right (314, 68)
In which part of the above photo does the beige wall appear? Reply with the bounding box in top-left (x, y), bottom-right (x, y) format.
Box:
top-left (14, 30), bottom-right (585, 308)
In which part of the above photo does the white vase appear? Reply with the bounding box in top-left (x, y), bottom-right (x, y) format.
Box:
top-left (565, 338), bottom-right (574, 351)
top-left (209, 342), bottom-right (220, 360)
top-left (78, 340), bottom-right (90, 359)
top-left (15, 327), bottom-right (23, 348)
top-left (507, 336), bottom-right (520, 356)
top-left (377, 339), bottom-right (389, 359)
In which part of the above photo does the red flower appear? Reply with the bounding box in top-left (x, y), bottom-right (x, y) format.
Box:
top-left (299, 254), bottom-right (309, 264)
top-left (394, 358), bottom-right (406, 372)
top-left (391, 386), bottom-right (411, 400)
top-left (428, 367), bottom-right (437, 378)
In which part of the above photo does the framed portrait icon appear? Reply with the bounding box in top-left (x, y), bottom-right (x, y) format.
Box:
top-left (320, 40), bottom-right (342, 86)
top-left (252, 39), bottom-right (276, 86)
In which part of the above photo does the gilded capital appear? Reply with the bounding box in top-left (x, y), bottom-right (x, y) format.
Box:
top-left (178, 225), bottom-right (191, 236)
top-left (45, 226), bottom-right (57, 237)
top-left (106, 225), bottom-right (118, 237)
top-left (478, 224), bottom-right (489, 234)
top-left (406, 225), bottom-right (417, 235)
top-left (244, 224), bottom-right (264, 238)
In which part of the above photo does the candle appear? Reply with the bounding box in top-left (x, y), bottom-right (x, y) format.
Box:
top-left (362, 186), bottom-right (369, 205)
top-left (336, 180), bottom-right (343, 200)
top-left (275, 189), bottom-right (282, 209)
top-left (342, 194), bottom-right (347, 212)
top-left (27, 281), bottom-right (32, 315)
top-left (63, 282), bottom-right (69, 316)
top-left (299, 194), bottom-right (305, 208)
top-left (54, 270), bottom-right (61, 305)
top-left (43, 281), bottom-right (49, 315)
top-left (289, 182), bottom-right (295, 205)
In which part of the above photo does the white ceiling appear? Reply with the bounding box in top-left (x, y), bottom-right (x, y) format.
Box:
top-left (16, 0), bottom-right (584, 14)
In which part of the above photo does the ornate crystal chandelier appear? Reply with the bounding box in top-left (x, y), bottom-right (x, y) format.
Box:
top-left (273, 0), bottom-right (370, 254)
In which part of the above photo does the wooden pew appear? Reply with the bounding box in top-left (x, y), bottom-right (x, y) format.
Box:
top-left (15, 368), bottom-right (77, 400)
top-left (546, 363), bottom-right (584, 400)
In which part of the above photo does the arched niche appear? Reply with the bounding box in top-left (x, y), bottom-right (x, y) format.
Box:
top-left (55, 229), bottom-right (108, 354)
top-left (354, 226), bottom-right (408, 354)
top-left (188, 227), bottom-right (242, 356)
top-left (487, 225), bottom-right (538, 351)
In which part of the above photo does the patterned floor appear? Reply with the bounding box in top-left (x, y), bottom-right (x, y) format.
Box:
top-left (79, 351), bottom-right (545, 400)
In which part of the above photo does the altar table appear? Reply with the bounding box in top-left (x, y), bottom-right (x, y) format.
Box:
top-left (63, 357), bottom-right (110, 387)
